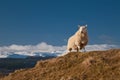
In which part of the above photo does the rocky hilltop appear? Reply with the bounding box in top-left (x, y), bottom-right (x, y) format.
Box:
top-left (1, 49), bottom-right (120, 80)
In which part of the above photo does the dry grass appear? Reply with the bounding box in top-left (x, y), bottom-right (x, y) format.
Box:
top-left (1, 49), bottom-right (120, 80)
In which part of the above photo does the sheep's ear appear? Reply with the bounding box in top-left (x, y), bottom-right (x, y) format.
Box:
top-left (85, 24), bottom-right (87, 27)
top-left (78, 25), bottom-right (81, 28)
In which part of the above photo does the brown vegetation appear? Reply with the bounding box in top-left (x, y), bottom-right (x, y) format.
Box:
top-left (1, 49), bottom-right (120, 80)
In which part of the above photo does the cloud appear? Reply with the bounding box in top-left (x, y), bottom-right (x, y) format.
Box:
top-left (0, 42), bottom-right (66, 58)
top-left (0, 42), bottom-right (119, 58)
top-left (86, 44), bottom-right (119, 51)
top-left (98, 35), bottom-right (120, 44)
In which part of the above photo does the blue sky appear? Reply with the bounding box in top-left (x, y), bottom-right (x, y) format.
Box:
top-left (0, 0), bottom-right (120, 46)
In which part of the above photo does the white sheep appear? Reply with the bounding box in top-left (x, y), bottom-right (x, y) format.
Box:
top-left (67, 25), bottom-right (88, 52)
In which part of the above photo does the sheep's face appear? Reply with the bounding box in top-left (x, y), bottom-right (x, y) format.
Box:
top-left (78, 25), bottom-right (87, 33)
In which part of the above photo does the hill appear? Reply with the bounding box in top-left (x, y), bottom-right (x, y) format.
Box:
top-left (1, 49), bottom-right (120, 80)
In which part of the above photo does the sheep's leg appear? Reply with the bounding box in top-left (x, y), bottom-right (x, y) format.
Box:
top-left (77, 46), bottom-right (80, 52)
top-left (83, 47), bottom-right (86, 52)
top-left (76, 47), bottom-right (79, 52)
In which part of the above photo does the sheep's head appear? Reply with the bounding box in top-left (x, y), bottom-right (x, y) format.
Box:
top-left (78, 25), bottom-right (87, 33)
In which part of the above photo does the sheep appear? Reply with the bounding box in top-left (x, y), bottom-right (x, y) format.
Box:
top-left (67, 25), bottom-right (88, 52)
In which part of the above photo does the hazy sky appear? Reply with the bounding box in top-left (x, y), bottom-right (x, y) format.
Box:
top-left (0, 0), bottom-right (120, 46)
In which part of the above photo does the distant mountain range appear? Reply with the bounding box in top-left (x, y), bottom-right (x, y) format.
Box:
top-left (0, 52), bottom-right (62, 58)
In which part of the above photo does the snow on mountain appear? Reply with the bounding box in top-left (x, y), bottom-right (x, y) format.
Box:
top-left (0, 42), bottom-right (119, 58)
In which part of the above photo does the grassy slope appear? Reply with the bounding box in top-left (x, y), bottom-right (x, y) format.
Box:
top-left (0, 56), bottom-right (55, 78)
top-left (1, 49), bottom-right (120, 80)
